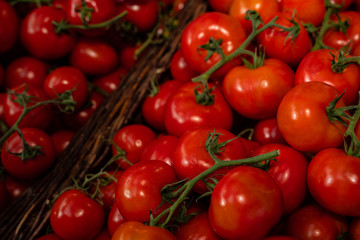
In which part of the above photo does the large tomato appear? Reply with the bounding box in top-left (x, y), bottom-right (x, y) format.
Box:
top-left (0, 0), bottom-right (19, 53)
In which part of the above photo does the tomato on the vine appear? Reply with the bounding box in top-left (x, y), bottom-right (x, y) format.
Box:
top-left (253, 118), bottom-right (287, 145)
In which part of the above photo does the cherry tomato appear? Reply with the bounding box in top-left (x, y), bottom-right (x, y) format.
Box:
top-left (207, 0), bottom-right (235, 12)
top-left (222, 58), bottom-right (294, 119)
top-left (253, 118), bottom-right (287, 145)
top-left (107, 204), bottom-right (126, 236)
top-left (93, 67), bottom-right (128, 94)
top-left (0, 0), bottom-right (19, 53)
top-left (96, 170), bottom-right (123, 210)
top-left (3, 174), bottom-right (32, 200)
top-left (209, 166), bottom-right (283, 240)
top-left (115, 160), bottom-right (178, 222)
top-left (1, 128), bottom-right (55, 180)
top-left (50, 189), bottom-right (105, 240)
top-left (164, 82), bottom-right (233, 137)
top-left (180, 12), bottom-right (246, 78)
top-left (169, 50), bottom-right (198, 82)
top-left (277, 82), bottom-right (346, 153)
top-left (111, 221), bottom-right (176, 240)
top-left (280, 0), bottom-right (325, 26)
top-left (94, 229), bottom-right (111, 240)
top-left (118, 44), bottom-right (141, 70)
top-left (50, 130), bottom-right (75, 157)
top-left (20, 6), bottom-right (75, 59)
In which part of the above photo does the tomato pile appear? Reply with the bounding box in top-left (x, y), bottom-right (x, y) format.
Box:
top-left (3, 0), bottom-right (360, 239)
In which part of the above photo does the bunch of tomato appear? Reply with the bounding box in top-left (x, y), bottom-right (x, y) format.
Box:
top-left (3, 0), bottom-right (360, 239)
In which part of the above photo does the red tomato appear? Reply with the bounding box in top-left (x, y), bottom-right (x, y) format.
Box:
top-left (229, 0), bottom-right (279, 34)
top-left (173, 127), bottom-right (248, 194)
top-left (50, 130), bottom-right (75, 157)
top-left (118, 44), bottom-right (141, 70)
top-left (175, 212), bottom-right (222, 240)
top-left (107, 204), bottom-right (126, 236)
top-left (329, 0), bottom-right (353, 10)
top-left (209, 166), bottom-right (283, 240)
top-left (70, 38), bottom-right (118, 76)
top-left (0, 0), bottom-right (19, 53)
top-left (256, 12), bottom-right (313, 68)
top-left (285, 204), bottom-right (349, 239)
top-left (207, 0), bottom-right (235, 12)
top-left (169, 50), bottom-right (198, 82)
top-left (141, 79), bottom-right (184, 131)
top-left (254, 144), bottom-right (308, 214)
top-left (180, 12), bottom-right (246, 78)
top-left (20, 6), bottom-right (75, 59)
top-left (5, 56), bottom-right (48, 89)
top-left (43, 66), bottom-right (89, 110)
top-left (115, 160), bottom-right (177, 222)
top-left (50, 189), bottom-right (105, 240)
top-left (164, 82), bottom-right (233, 137)
top-left (34, 233), bottom-right (63, 240)
top-left (0, 93), bottom-right (6, 122)
top-left (280, 0), bottom-right (325, 26)
top-left (4, 84), bottom-right (53, 130)
top-left (3, 174), bottom-right (31, 200)
top-left (97, 170), bottom-right (123, 210)
top-left (308, 148), bottom-right (360, 216)
top-left (94, 229), bottom-right (111, 240)
top-left (295, 49), bottom-right (360, 105)
top-left (1, 128), bottom-right (55, 180)
top-left (222, 58), bottom-right (294, 119)
top-left (253, 118), bottom-right (287, 145)
top-left (111, 221), bottom-right (176, 240)
top-left (277, 82), bottom-right (346, 153)
top-left (93, 67), bottom-right (128, 94)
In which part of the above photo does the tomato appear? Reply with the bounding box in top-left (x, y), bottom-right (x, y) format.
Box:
top-left (229, 0), bottom-right (279, 34)
top-left (118, 44), bottom-right (141, 70)
top-left (70, 38), bottom-right (118, 76)
top-left (50, 130), bottom-right (75, 157)
top-left (93, 67), bottom-right (128, 94)
top-left (1, 128), bottom-right (55, 180)
top-left (111, 124), bottom-right (156, 169)
top-left (173, 127), bottom-right (248, 194)
top-left (180, 12), bottom-right (246, 78)
top-left (329, 0), bottom-right (353, 10)
top-left (169, 50), bottom-right (198, 82)
top-left (254, 144), bottom-right (308, 214)
top-left (175, 212), bottom-right (222, 240)
top-left (0, 93), bottom-right (6, 122)
top-left (34, 233), bottom-right (63, 240)
top-left (43, 66), bottom-right (89, 110)
top-left (94, 229), bottom-right (111, 240)
top-left (256, 11), bottom-right (313, 68)
top-left (20, 6), bottom-right (75, 59)
top-left (277, 82), bottom-right (346, 153)
top-left (295, 49), bottom-right (360, 105)
top-left (253, 118), bottom-right (287, 145)
top-left (164, 82), bottom-right (233, 137)
top-left (207, 0), bottom-right (235, 12)
top-left (111, 221), bottom-right (176, 240)
top-left (3, 174), bottom-right (31, 200)
top-left (50, 189), bottom-right (105, 240)
top-left (141, 79), bottom-right (184, 131)
top-left (115, 160), bottom-right (177, 222)
top-left (280, 0), bottom-right (325, 26)
top-left (208, 166), bottom-right (283, 240)
top-left (116, 0), bottom-right (159, 32)
top-left (140, 135), bottom-right (179, 167)
top-left (307, 148), bottom-right (360, 216)
top-left (0, 0), bottom-right (19, 53)
top-left (5, 56), bottom-right (48, 89)
top-left (4, 84), bottom-right (53, 130)
top-left (222, 58), bottom-right (294, 119)
top-left (108, 204), bottom-right (126, 236)
top-left (285, 203), bottom-right (349, 239)
top-left (96, 170), bottom-right (123, 210)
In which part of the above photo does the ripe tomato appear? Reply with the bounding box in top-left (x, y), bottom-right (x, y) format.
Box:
top-left (180, 12), bottom-right (246, 78)
top-left (94, 229), bottom-right (111, 240)
top-left (207, 0), bottom-right (234, 12)
top-left (118, 44), bottom-right (141, 70)
top-left (209, 166), bottom-right (283, 240)
top-left (93, 67), bottom-right (128, 94)
top-left (111, 124), bottom-right (156, 169)
top-left (164, 82), bottom-right (233, 137)
top-left (308, 148), bottom-right (360, 216)
top-left (20, 6), bottom-right (75, 59)
top-left (295, 49), bottom-right (360, 106)
top-left (3, 174), bottom-right (32, 200)
top-left (0, 0), bottom-right (19, 53)
top-left (107, 204), bottom-right (125, 236)
top-left (115, 160), bottom-right (177, 222)
top-left (50, 130), bottom-right (75, 157)
top-left (96, 170), bottom-right (123, 210)
top-left (280, 0), bottom-right (325, 26)
top-left (50, 189), bottom-right (105, 240)
top-left (222, 58), bottom-right (294, 119)
top-left (111, 221), bottom-right (176, 240)
top-left (1, 128), bottom-right (55, 180)
top-left (253, 118), bottom-right (287, 145)
top-left (170, 50), bottom-right (198, 82)
top-left (277, 82), bottom-right (346, 153)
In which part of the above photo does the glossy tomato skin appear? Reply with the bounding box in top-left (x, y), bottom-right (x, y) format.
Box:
top-left (50, 130), bottom-right (75, 157)
top-left (1, 128), bottom-right (55, 180)
top-left (173, 127), bottom-right (248, 194)
top-left (222, 58), bottom-right (294, 119)
top-left (277, 82), bottom-right (346, 153)
top-left (180, 12), bottom-right (246, 78)
top-left (295, 49), bottom-right (360, 105)
top-left (254, 144), bottom-right (308, 214)
top-left (107, 204), bottom-right (125, 236)
top-left (70, 39), bottom-right (118, 76)
top-left (141, 79), bottom-right (184, 131)
top-left (50, 189), bottom-right (105, 240)
top-left (0, 0), bottom-right (19, 53)
top-left (20, 6), bottom-right (75, 59)
top-left (280, 0), bottom-right (325, 26)
top-left (111, 221), bottom-right (176, 240)
top-left (5, 56), bottom-right (48, 89)
top-left (93, 67), bottom-right (127, 94)
top-left (209, 166), bottom-right (283, 240)
top-left (164, 82), bottom-right (233, 137)
top-left (115, 160), bottom-right (178, 222)
top-left (308, 148), bottom-right (360, 216)
top-left (111, 124), bottom-right (156, 169)
top-left (3, 174), bottom-right (31, 200)
top-left (175, 212), bottom-right (222, 240)
top-left (253, 118), bottom-right (287, 145)
top-left (43, 66), bottom-right (89, 110)
top-left (285, 204), bottom-right (349, 239)
top-left (170, 50), bottom-right (198, 82)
